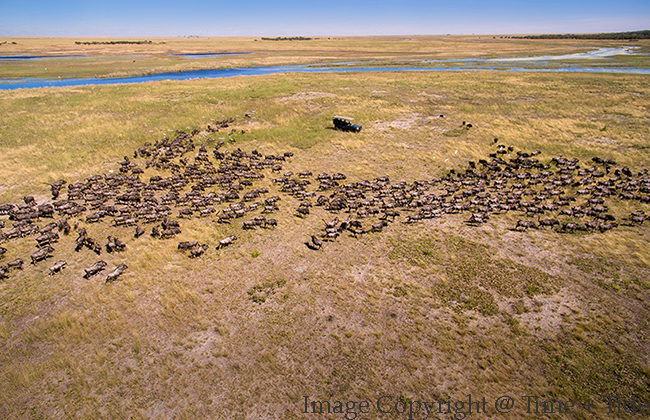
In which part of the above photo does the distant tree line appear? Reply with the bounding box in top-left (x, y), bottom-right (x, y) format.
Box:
top-left (511, 30), bottom-right (650, 40)
top-left (75, 40), bottom-right (154, 45)
top-left (260, 37), bottom-right (313, 41)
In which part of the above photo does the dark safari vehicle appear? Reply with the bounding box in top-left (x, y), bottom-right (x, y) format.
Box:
top-left (333, 116), bottom-right (362, 132)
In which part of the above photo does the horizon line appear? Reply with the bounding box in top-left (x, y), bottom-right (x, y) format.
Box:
top-left (1, 29), bottom-right (649, 38)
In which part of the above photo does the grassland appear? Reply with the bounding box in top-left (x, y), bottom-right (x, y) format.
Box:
top-left (1, 37), bottom-right (650, 419)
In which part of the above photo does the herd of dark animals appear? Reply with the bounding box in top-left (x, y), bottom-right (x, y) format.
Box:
top-left (0, 117), bottom-right (649, 283)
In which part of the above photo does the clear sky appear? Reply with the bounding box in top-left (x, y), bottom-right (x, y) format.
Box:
top-left (0, 0), bottom-right (648, 37)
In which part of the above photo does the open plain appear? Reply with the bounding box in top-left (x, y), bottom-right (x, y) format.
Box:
top-left (1, 36), bottom-right (650, 419)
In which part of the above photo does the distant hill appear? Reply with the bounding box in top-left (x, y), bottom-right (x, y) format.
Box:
top-left (512, 30), bottom-right (650, 40)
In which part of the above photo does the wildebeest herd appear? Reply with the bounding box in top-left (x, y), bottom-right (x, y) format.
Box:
top-left (0, 119), bottom-right (649, 283)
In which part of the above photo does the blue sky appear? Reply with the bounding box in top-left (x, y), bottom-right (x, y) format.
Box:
top-left (0, 0), bottom-right (648, 36)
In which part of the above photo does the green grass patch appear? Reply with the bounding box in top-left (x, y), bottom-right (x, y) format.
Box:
top-left (248, 279), bottom-right (287, 304)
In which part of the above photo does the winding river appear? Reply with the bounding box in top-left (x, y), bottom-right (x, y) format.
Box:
top-left (0, 47), bottom-right (647, 90)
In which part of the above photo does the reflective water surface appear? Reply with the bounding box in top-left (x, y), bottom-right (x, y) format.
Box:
top-left (1, 47), bottom-right (647, 90)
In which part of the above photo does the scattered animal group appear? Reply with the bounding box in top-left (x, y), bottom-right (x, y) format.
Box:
top-left (302, 146), bottom-right (649, 248)
top-left (0, 117), bottom-right (648, 282)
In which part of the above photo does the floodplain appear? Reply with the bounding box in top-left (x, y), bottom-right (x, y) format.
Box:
top-left (1, 36), bottom-right (649, 419)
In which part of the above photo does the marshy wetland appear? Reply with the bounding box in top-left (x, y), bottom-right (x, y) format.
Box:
top-left (1, 35), bottom-right (650, 418)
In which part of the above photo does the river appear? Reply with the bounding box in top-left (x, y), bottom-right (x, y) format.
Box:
top-left (0, 47), bottom-right (647, 90)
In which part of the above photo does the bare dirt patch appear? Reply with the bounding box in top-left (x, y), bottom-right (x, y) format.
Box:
top-left (516, 289), bottom-right (582, 336)
top-left (276, 91), bottom-right (336, 102)
top-left (372, 113), bottom-right (426, 131)
top-left (579, 136), bottom-right (619, 146)
top-left (418, 93), bottom-right (445, 99)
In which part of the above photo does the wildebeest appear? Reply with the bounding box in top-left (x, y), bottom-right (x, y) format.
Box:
top-left (467, 213), bottom-right (489, 225)
top-left (190, 244), bottom-right (209, 258)
top-left (306, 235), bottom-right (323, 250)
top-left (178, 240), bottom-right (198, 250)
top-left (39, 222), bottom-right (58, 234)
top-left (178, 208), bottom-right (193, 218)
top-left (84, 260), bottom-right (107, 278)
top-left (106, 264), bottom-right (128, 283)
top-left (371, 220), bottom-right (389, 231)
top-left (49, 260), bottom-right (67, 275)
top-left (36, 231), bottom-right (59, 247)
top-left (242, 220), bottom-right (257, 229)
top-left (7, 258), bottom-right (24, 270)
top-left (162, 217), bottom-right (180, 230)
top-left (561, 222), bottom-right (584, 233)
top-left (538, 219), bottom-right (559, 229)
top-left (0, 203), bottom-right (15, 215)
top-left (160, 227), bottom-right (181, 239)
top-left (83, 237), bottom-right (102, 255)
top-left (599, 222), bottom-right (618, 231)
top-left (217, 214), bottom-right (232, 224)
top-left (106, 236), bottom-right (126, 253)
top-left (262, 205), bottom-right (279, 213)
top-left (322, 217), bottom-right (340, 229)
top-left (31, 246), bottom-right (54, 264)
top-left (515, 220), bottom-right (537, 231)
top-left (296, 205), bottom-right (310, 216)
top-left (216, 235), bottom-right (237, 249)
